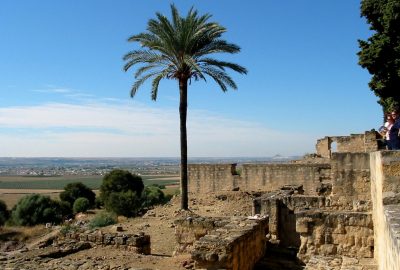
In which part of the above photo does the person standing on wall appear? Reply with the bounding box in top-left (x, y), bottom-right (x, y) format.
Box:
top-left (384, 113), bottom-right (395, 149)
top-left (389, 109), bottom-right (400, 149)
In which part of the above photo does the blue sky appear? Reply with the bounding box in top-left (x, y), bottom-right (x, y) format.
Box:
top-left (0, 0), bottom-right (381, 157)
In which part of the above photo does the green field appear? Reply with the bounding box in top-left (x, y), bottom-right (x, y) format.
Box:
top-left (0, 175), bottom-right (179, 190)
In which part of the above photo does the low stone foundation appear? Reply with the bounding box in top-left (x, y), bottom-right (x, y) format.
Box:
top-left (174, 216), bottom-right (230, 254)
top-left (63, 231), bottom-right (151, 254)
top-left (176, 216), bottom-right (268, 270)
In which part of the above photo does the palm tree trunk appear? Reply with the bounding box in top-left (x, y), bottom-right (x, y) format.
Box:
top-left (179, 78), bottom-right (189, 210)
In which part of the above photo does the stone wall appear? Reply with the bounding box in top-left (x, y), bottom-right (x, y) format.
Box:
top-left (296, 211), bottom-right (374, 262)
top-left (370, 151), bottom-right (400, 270)
top-left (241, 164), bottom-right (331, 195)
top-left (63, 231), bottom-right (151, 254)
top-left (188, 163), bottom-right (331, 195)
top-left (316, 131), bottom-right (380, 158)
top-left (174, 216), bottom-right (230, 254)
top-left (186, 216), bottom-right (268, 270)
top-left (329, 153), bottom-right (372, 211)
top-left (188, 164), bottom-right (240, 194)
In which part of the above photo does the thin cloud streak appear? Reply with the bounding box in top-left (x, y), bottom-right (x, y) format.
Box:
top-left (0, 101), bottom-right (317, 157)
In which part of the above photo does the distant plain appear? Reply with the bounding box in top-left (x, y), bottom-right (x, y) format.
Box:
top-left (0, 174), bottom-right (179, 208)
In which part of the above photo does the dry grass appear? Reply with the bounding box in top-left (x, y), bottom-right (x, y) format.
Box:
top-left (0, 225), bottom-right (48, 242)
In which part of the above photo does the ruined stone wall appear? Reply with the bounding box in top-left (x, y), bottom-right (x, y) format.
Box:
top-left (370, 151), bottom-right (400, 270)
top-left (241, 164), bottom-right (330, 195)
top-left (316, 131), bottom-right (379, 158)
top-left (296, 211), bottom-right (374, 262)
top-left (188, 164), bottom-right (239, 194)
top-left (186, 216), bottom-right (268, 270)
top-left (329, 153), bottom-right (372, 211)
top-left (316, 137), bottom-right (331, 158)
top-left (63, 231), bottom-right (151, 254)
top-left (174, 216), bottom-right (230, 254)
top-left (188, 163), bottom-right (331, 195)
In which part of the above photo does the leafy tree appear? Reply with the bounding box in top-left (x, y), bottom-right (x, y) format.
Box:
top-left (99, 169), bottom-right (144, 216)
top-left (11, 194), bottom-right (63, 226)
top-left (0, 200), bottom-right (9, 226)
top-left (73, 197), bottom-right (90, 214)
top-left (123, 5), bottom-right (247, 210)
top-left (60, 182), bottom-right (96, 208)
top-left (358, 0), bottom-right (400, 112)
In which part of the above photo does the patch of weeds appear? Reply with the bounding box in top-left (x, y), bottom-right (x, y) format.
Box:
top-left (60, 224), bottom-right (79, 236)
top-left (88, 211), bottom-right (117, 229)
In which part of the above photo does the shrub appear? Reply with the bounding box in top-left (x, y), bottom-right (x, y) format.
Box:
top-left (57, 200), bottom-right (73, 219)
top-left (142, 185), bottom-right (166, 208)
top-left (73, 197), bottom-right (90, 214)
top-left (11, 194), bottom-right (63, 226)
top-left (60, 182), bottom-right (96, 208)
top-left (0, 200), bottom-right (9, 226)
top-left (89, 211), bottom-right (117, 229)
top-left (94, 197), bottom-right (104, 209)
top-left (100, 169), bottom-right (144, 217)
top-left (60, 224), bottom-right (79, 236)
top-left (106, 190), bottom-right (141, 217)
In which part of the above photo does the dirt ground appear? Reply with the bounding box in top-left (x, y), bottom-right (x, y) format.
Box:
top-left (0, 191), bottom-right (255, 270)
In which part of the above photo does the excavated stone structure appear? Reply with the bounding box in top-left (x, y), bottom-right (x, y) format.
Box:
top-left (184, 131), bottom-right (400, 269)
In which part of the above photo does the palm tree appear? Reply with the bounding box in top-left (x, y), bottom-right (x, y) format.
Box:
top-left (123, 5), bottom-right (247, 210)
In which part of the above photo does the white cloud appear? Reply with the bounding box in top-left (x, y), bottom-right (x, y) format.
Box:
top-left (0, 101), bottom-right (317, 157)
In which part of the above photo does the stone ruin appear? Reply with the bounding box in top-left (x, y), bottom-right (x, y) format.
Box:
top-left (42, 130), bottom-right (397, 270)
top-left (180, 130), bottom-right (400, 269)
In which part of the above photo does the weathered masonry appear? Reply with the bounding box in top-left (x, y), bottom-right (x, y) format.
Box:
top-left (186, 131), bottom-right (400, 269)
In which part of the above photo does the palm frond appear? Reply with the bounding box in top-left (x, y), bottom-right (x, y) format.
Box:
top-left (195, 40), bottom-right (241, 57)
top-left (123, 50), bottom-right (166, 72)
top-left (203, 67), bottom-right (238, 91)
top-left (200, 58), bottom-right (248, 74)
top-left (130, 71), bottom-right (160, 97)
top-left (183, 55), bottom-right (206, 81)
top-left (124, 4), bottom-right (247, 97)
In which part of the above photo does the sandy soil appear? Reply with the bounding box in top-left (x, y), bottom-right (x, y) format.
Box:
top-left (1, 191), bottom-right (255, 270)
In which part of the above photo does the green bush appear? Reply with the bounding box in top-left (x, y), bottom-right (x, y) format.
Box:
top-left (142, 185), bottom-right (166, 208)
top-left (0, 200), bottom-right (9, 226)
top-left (100, 169), bottom-right (144, 217)
top-left (57, 200), bottom-right (73, 218)
top-left (60, 182), bottom-right (96, 208)
top-left (106, 190), bottom-right (141, 217)
top-left (89, 211), bottom-right (117, 229)
top-left (73, 197), bottom-right (90, 214)
top-left (11, 194), bottom-right (63, 226)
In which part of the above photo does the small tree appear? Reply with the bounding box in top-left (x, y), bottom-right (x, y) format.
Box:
top-left (0, 200), bottom-right (9, 226)
top-left (99, 169), bottom-right (144, 217)
top-left (60, 182), bottom-right (96, 208)
top-left (73, 197), bottom-right (90, 214)
top-left (11, 194), bottom-right (63, 226)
